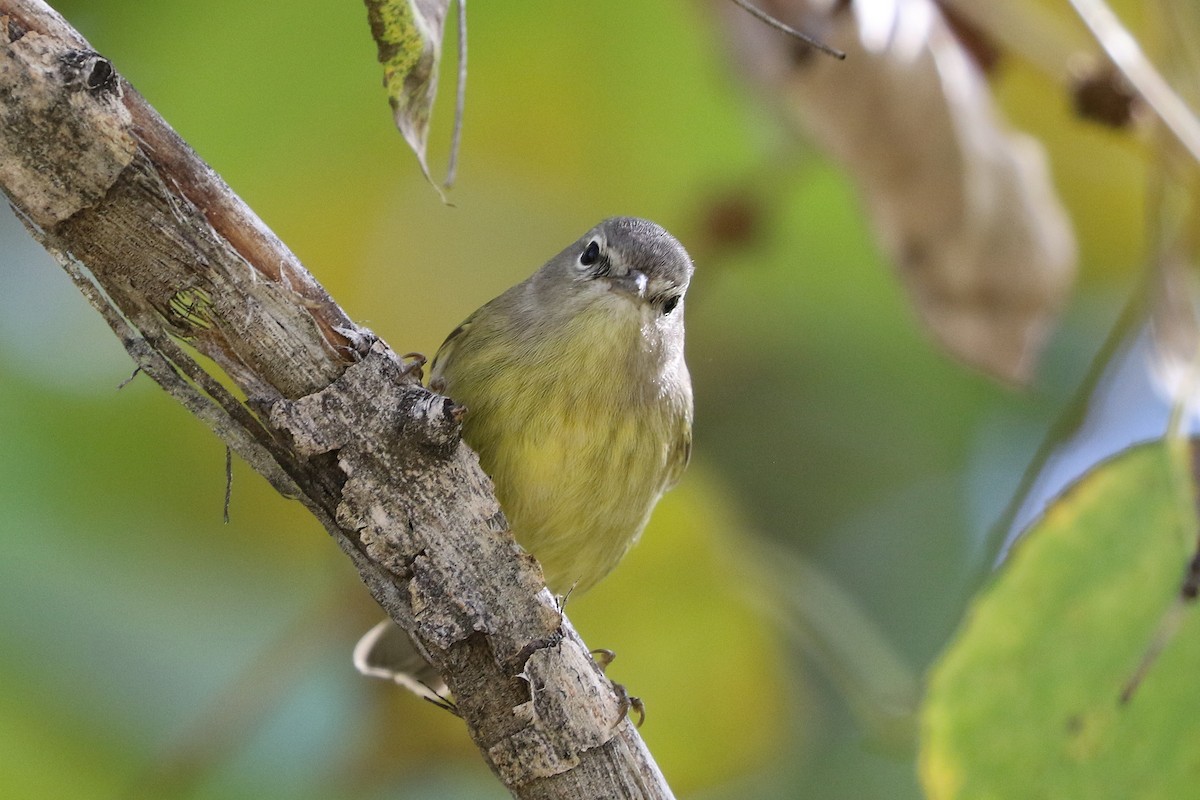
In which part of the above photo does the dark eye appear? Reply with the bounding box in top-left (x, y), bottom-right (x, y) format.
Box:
top-left (662, 295), bottom-right (680, 315)
top-left (580, 240), bottom-right (601, 266)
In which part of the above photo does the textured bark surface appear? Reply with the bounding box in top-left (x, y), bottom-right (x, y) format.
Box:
top-left (0, 2), bottom-right (673, 797)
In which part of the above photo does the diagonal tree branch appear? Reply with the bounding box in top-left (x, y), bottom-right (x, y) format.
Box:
top-left (0, 2), bottom-right (673, 797)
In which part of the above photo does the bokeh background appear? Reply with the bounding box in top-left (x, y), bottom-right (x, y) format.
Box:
top-left (0, 1), bottom-right (1161, 798)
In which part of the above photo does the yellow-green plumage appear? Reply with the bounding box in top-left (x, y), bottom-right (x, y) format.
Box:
top-left (431, 237), bottom-right (692, 592)
top-left (354, 217), bottom-right (693, 690)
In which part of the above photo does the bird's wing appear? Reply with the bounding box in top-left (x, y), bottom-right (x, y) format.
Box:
top-left (664, 426), bottom-right (692, 491)
top-left (429, 314), bottom-right (475, 383)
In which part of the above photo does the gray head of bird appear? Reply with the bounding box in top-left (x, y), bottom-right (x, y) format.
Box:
top-left (533, 217), bottom-right (694, 322)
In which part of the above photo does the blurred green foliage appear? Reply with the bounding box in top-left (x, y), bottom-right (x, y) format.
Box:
top-left (0, 1), bottom-right (1172, 799)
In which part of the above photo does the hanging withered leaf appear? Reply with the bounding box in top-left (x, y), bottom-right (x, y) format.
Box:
top-left (719, 0), bottom-right (1078, 385)
top-left (364, 0), bottom-right (465, 197)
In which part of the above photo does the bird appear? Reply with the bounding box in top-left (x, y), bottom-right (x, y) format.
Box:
top-left (354, 216), bottom-right (694, 700)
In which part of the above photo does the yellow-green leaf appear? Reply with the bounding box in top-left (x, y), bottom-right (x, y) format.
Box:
top-left (920, 441), bottom-right (1200, 798)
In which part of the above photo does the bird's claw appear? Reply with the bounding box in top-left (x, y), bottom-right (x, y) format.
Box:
top-left (400, 352), bottom-right (427, 380)
top-left (590, 650), bottom-right (645, 727)
top-left (613, 682), bottom-right (646, 728)
top-left (590, 648), bottom-right (616, 672)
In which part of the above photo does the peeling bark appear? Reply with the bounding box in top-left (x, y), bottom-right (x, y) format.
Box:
top-left (0, 2), bottom-right (673, 797)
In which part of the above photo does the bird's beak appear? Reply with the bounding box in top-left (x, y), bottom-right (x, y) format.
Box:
top-left (611, 270), bottom-right (649, 299)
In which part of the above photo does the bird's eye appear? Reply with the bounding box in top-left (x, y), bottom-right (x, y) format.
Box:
top-left (580, 240), bottom-right (601, 267)
top-left (662, 295), bottom-right (680, 315)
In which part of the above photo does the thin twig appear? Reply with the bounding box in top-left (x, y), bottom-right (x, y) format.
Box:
top-left (444, 0), bottom-right (467, 189)
top-left (117, 365), bottom-right (142, 389)
top-left (1068, 0), bottom-right (1200, 163)
top-left (729, 0), bottom-right (846, 60)
top-left (223, 445), bottom-right (233, 524)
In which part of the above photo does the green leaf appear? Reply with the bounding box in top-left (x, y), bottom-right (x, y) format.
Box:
top-left (364, 0), bottom-right (460, 194)
top-left (920, 441), bottom-right (1200, 798)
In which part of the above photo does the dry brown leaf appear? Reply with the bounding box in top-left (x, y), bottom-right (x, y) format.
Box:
top-left (720, 0), bottom-right (1078, 384)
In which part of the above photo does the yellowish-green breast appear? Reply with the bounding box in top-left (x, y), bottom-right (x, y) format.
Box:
top-left (434, 297), bottom-right (691, 594)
